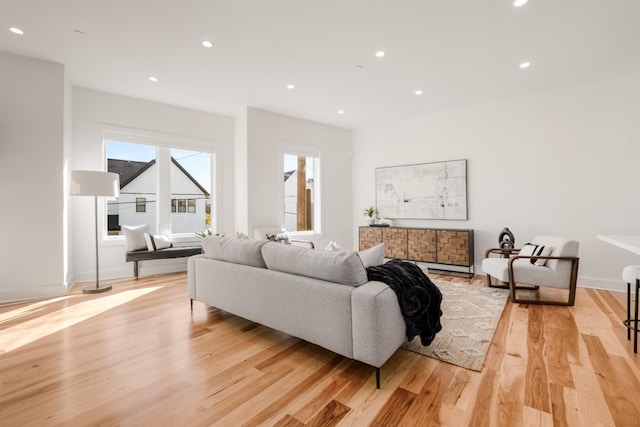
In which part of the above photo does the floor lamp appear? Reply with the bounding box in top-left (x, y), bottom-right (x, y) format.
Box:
top-left (71, 170), bottom-right (120, 294)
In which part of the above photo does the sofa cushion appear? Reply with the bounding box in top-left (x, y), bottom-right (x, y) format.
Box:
top-left (202, 235), bottom-right (267, 268)
top-left (262, 242), bottom-right (368, 286)
top-left (359, 243), bottom-right (385, 267)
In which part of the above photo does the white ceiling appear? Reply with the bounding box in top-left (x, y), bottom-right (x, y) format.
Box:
top-left (1, 0), bottom-right (639, 130)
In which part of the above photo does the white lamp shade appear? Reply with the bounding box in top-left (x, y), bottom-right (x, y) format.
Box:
top-left (70, 170), bottom-right (120, 197)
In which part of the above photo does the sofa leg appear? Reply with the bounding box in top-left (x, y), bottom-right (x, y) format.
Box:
top-left (375, 367), bottom-right (380, 389)
top-left (190, 299), bottom-right (193, 312)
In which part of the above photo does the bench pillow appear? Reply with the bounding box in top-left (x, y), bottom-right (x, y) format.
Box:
top-left (122, 224), bottom-right (150, 251)
top-left (262, 242), bottom-right (368, 286)
top-left (144, 233), bottom-right (173, 251)
top-left (202, 235), bottom-right (267, 268)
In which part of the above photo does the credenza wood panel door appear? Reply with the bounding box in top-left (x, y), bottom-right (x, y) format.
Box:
top-left (437, 230), bottom-right (471, 266)
top-left (359, 227), bottom-right (383, 251)
top-left (383, 228), bottom-right (408, 259)
top-left (407, 228), bottom-right (437, 263)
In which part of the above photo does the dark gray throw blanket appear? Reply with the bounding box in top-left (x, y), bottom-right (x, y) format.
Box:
top-left (366, 259), bottom-right (443, 346)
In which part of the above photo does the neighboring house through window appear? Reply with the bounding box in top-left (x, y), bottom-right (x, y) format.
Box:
top-left (136, 197), bottom-right (146, 212)
top-left (105, 131), bottom-right (214, 237)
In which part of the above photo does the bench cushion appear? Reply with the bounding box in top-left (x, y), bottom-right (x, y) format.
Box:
top-left (126, 246), bottom-right (202, 262)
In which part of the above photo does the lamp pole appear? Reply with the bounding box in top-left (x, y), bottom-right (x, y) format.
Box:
top-left (83, 194), bottom-right (112, 293)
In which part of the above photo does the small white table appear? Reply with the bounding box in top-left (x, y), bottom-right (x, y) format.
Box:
top-left (596, 234), bottom-right (640, 256)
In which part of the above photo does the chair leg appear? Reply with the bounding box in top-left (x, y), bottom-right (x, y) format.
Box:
top-left (628, 281), bottom-right (632, 341)
top-left (635, 279), bottom-right (639, 353)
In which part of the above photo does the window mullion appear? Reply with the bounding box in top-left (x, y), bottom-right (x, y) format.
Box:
top-left (157, 147), bottom-right (172, 234)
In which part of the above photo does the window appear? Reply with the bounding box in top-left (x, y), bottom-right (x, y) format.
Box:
top-left (171, 199), bottom-right (197, 213)
top-left (283, 151), bottom-right (320, 233)
top-left (170, 148), bottom-right (211, 233)
top-left (106, 132), bottom-right (213, 237)
top-left (107, 141), bottom-right (157, 232)
top-left (136, 197), bottom-right (146, 212)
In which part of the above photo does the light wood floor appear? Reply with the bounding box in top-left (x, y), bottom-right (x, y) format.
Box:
top-left (1, 272), bottom-right (639, 426)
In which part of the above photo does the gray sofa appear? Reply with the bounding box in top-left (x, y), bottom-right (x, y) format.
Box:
top-left (187, 236), bottom-right (406, 387)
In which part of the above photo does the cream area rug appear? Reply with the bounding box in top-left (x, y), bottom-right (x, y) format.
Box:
top-left (401, 280), bottom-right (509, 372)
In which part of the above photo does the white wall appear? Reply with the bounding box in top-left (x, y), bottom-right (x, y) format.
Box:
top-left (0, 51), bottom-right (66, 302)
top-left (246, 108), bottom-right (353, 250)
top-left (353, 73), bottom-right (640, 291)
top-left (233, 110), bottom-right (248, 235)
top-left (71, 88), bottom-right (234, 282)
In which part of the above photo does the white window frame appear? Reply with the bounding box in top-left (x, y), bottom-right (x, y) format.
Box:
top-left (281, 146), bottom-right (322, 237)
top-left (102, 128), bottom-right (217, 244)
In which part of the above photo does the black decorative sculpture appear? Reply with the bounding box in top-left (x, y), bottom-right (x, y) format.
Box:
top-left (499, 227), bottom-right (515, 249)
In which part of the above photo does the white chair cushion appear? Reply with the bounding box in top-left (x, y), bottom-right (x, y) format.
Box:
top-left (623, 265), bottom-right (640, 284)
top-left (482, 257), bottom-right (563, 288)
top-left (482, 257), bottom-right (510, 282)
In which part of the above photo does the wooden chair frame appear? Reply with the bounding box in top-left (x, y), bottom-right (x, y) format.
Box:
top-left (508, 254), bottom-right (579, 306)
top-left (484, 247), bottom-right (580, 306)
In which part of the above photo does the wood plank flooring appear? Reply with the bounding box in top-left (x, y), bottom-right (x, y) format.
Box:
top-left (1, 272), bottom-right (639, 426)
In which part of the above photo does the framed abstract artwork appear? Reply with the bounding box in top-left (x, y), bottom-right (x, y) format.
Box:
top-left (375, 159), bottom-right (467, 220)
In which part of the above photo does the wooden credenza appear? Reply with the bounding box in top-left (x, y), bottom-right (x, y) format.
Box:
top-left (359, 226), bottom-right (474, 276)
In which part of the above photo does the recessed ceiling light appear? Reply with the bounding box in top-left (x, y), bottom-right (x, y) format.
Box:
top-left (202, 40), bottom-right (213, 48)
top-left (375, 51), bottom-right (385, 58)
top-left (337, 110), bottom-right (345, 115)
top-left (148, 76), bottom-right (159, 82)
top-left (519, 62), bottom-right (531, 69)
top-left (9, 27), bottom-right (24, 35)
top-left (514, 0), bottom-right (528, 7)
top-left (415, 90), bottom-right (423, 95)
top-left (286, 84), bottom-right (295, 90)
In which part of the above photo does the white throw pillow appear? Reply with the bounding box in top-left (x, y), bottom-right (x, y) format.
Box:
top-left (143, 233), bottom-right (173, 251)
top-left (519, 243), bottom-right (552, 266)
top-left (144, 233), bottom-right (154, 251)
top-left (122, 224), bottom-right (150, 251)
top-left (359, 243), bottom-right (385, 268)
top-left (235, 231), bottom-right (251, 240)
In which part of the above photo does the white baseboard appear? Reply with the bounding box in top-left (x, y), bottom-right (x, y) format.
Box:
top-left (73, 258), bottom-right (189, 283)
top-left (577, 277), bottom-right (625, 293)
top-left (0, 284), bottom-right (66, 305)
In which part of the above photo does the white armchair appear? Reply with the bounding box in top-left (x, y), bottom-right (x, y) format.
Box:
top-left (482, 235), bottom-right (580, 306)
